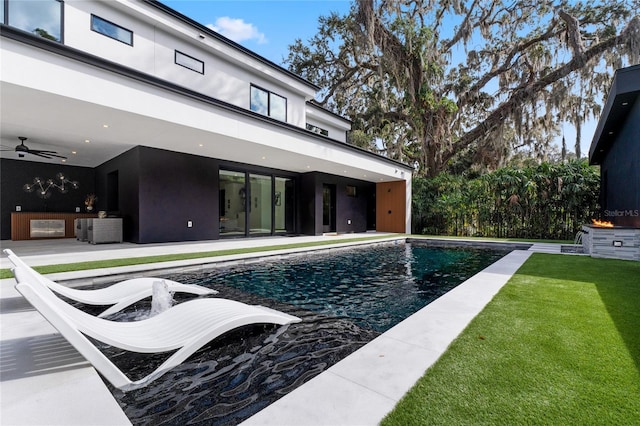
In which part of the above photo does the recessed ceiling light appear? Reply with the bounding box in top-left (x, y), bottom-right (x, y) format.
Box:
top-left (622, 102), bottom-right (629, 106)
top-left (61, 159), bottom-right (66, 163)
top-left (102, 124), bottom-right (109, 128)
top-left (261, 156), bottom-right (267, 160)
top-left (71, 151), bottom-right (77, 155)
top-left (608, 131), bottom-right (614, 135)
top-left (199, 143), bottom-right (203, 147)
top-left (85, 139), bottom-right (90, 143)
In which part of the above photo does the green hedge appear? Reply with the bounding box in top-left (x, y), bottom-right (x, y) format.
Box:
top-left (412, 160), bottom-right (600, 240)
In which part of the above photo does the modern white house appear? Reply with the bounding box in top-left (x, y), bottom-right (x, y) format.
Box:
top-left (0, 0), bottom-right (413, 243)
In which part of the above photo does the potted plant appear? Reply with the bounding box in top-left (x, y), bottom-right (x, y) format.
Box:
top-left (85, 194), bottom-right (97, 212)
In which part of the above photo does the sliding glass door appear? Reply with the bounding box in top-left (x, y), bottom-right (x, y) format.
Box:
top-left (275, 177), bottom-right (295, 234)
top-left (219, 169), bottom-right (295, 237)
top-left (249, 174), bottom-right (272, 235)
top-left (219, 170), bottom-right (246, 236)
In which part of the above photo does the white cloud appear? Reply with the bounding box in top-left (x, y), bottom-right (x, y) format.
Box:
top-left (207, 17), bottom-right (267, 44)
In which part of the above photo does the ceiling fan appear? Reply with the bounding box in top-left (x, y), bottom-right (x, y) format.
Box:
top-left (1, 136), bottom-right (67, 159)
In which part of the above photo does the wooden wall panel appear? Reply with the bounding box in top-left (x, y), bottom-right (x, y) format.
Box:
top-left (376, 181), bottom-right (406, 233)
top-left (11, 212), bottom-right (98, 240)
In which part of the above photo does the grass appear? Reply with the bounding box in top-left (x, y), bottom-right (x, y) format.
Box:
top-left (0, 235), bottom-right (395, 280)
top-left (382, 253), bottom-right (640, 425)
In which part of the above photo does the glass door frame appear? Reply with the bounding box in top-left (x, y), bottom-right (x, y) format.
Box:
top-left (219, 167), bottom-right (296, 238)
top-left (248, 173), bottom-right (272, 237)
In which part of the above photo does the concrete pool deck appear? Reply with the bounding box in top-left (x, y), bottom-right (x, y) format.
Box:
top-left (0, 235), bottom-right (561, 425)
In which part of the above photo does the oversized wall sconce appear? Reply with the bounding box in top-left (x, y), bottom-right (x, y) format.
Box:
top-left (23, 172), bottom-right (79, 199)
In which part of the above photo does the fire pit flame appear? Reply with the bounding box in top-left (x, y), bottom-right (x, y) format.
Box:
top-left (591, 219), bottom-right (614, 228)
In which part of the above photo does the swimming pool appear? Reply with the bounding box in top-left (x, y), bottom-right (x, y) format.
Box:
top-left (107, 241), bottom-right (511, 425)
top-left (194, 241), bottom-right (509, 332)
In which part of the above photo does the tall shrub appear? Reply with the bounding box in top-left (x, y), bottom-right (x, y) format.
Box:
top-left (412, 160), bottom-right (600, 240)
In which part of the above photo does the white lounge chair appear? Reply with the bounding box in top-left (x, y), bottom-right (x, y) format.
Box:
top-left (12, 267), bottom-right (301, 391)
top-left (4, 249), bottom-right (217, 317)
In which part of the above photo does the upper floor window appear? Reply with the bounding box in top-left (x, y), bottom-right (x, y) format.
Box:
top-left (175, 50), bottom-right (204, 74)
top-left (3, 0), bottom-right (63, 42)
top-left (91, 14), bottom-right (133, 46)
top-left (250, 85), bottom-right (287, 122)
top-left (306, 123), bottom-right (329, 136)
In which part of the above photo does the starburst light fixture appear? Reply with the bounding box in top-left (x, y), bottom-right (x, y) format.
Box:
top-left (23, 172), bottom-right (79, 199)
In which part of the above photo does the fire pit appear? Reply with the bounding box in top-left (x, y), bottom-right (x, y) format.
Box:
top-left (581, 220), bottom-right (640, 261)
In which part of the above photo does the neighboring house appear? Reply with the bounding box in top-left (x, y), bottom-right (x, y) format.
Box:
top-left (589, 64), bottom-right (640, 228)
top-left (0, 0), bottom-right (413, 243)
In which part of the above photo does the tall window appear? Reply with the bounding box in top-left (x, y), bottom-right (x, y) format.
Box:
top-left (91, 14), bottom-right (133, 46)
top-left (250, 85), bottom-right (287, 121)
top-left (4, 0), bottom-right (63, 42)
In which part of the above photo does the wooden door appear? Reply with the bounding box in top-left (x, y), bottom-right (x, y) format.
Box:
top-left (376, 181), bottom-right (406, 233)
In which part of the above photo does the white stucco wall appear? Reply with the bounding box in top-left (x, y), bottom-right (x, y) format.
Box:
top-left (62, 0), bottom-right (312, 127)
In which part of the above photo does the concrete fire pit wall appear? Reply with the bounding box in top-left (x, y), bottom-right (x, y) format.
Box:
top-left (582, 225), bottom-right (640, 261)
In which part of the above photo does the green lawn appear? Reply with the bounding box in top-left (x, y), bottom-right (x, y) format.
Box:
top-left (382, 253), bottom-right (640, 425)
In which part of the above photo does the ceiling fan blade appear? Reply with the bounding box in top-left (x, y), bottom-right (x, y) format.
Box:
top-left (29, 152), bottom-right (55, 159)
top-left (31, 150), bottom-right (67, 158)
top-left (44, 153), bottom-right (68, 159)
top-left (7, 138), bottom-right (67, 159)
top-left (33, 151), bottom-right (67, 159)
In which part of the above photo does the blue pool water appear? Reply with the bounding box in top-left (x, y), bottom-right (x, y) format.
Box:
top-left (194, 241), bottom-right (508, 332)
top-left (108, 241), bottom-right (510, 425)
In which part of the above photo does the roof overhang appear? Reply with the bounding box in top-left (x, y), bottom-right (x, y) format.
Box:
top-left (589, 64), bottom-right (640, 165)
top-left (0, 27), bottom-right (412, 183)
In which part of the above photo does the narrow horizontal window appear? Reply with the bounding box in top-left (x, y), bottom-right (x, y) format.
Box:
top-left (306, 123), bottom-right (329, 136)
top-left (91, 14), bottom-right (133, 46)
top-left (175, 50), bottom-right (204, 74)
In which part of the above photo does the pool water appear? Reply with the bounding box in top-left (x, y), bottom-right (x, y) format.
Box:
top-left (196, 242), bottom-right (508, 332)
top-left (105, 241), bottom-right (509, 425)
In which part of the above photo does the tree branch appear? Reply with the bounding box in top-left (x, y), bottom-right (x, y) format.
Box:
top-left (558, 9), bottom-right (586, 63)
top-left (458, 20), bottom-right (559, 106)
top-left (443, 16), bottom-right (640, 166)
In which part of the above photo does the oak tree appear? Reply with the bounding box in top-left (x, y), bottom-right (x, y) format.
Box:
top-left (286, 0), bottom-right (640, 176)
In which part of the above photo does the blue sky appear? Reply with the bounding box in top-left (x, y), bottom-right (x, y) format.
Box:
top-left (162, 0), bottom-right (596, 157)
top-left (162, 0), bottom-right (352, 65)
